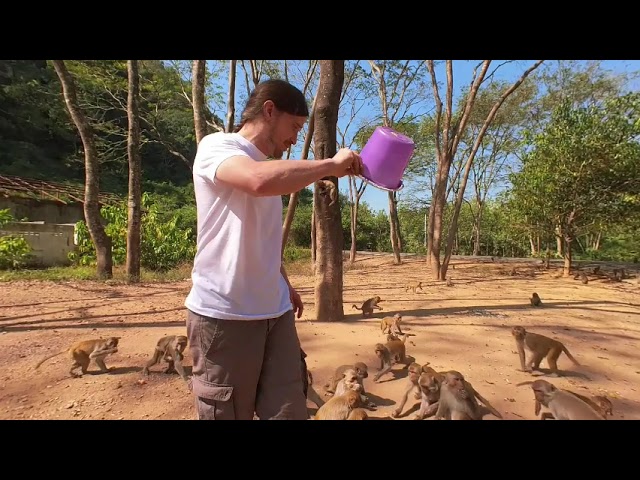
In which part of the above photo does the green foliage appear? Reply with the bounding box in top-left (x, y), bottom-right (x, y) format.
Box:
top-left (0, 209), bottom-right (33, 269)
top-left (69, 193), bottom-right (196, 271)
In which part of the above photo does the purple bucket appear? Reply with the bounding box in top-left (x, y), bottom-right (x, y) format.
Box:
top-left (359, 126), bottom-right (415, 191)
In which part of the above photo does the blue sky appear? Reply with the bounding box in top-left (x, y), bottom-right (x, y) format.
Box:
top-left (202, 60), bottom-right (640, 213)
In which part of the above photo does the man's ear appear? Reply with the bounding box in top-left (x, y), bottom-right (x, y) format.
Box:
top-left (262, 100), bottom-right (276, 119)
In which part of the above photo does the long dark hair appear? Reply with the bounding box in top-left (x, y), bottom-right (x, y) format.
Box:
top-left (233, 79), bottom-right (309, 132)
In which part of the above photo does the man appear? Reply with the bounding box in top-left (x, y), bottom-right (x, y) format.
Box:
top-left (185, 78), bottom-right (363, 420)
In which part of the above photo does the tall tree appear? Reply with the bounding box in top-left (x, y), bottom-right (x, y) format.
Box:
top-left (313, 60), bottom-right (345, 322)
top-left (192, 60), bottom-right (208, 144)
top-left (51, 60), bottom-right (113, 278)
top-left (126, 60), bottom-right (142, 283)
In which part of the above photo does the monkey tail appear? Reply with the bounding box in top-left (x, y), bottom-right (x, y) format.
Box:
top-left (352, 305), bottom-right (361, 310)
top-left (562, 346), bottom-right (580, 366)
top-left (515, 381), bottom-right (535, 387)
top-left (34, 350), bottom-right (65, 369)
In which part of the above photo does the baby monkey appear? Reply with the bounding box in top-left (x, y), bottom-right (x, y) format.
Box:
top-left (143, 335), bottom-right (189, 380)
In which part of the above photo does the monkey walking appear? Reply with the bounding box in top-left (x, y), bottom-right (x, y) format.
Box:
top-left (511, 326), bottom-right (580, 377)
top-left (143, 335), bottom-right (189, 380)
top-left (352, 296), bottom-right (383, 317)
top-left (566, 391), bottom-right (613, 419)
top-left (380, 313), bottom-right (404, 335)
top-left (373, 334), bottom-right (411, 383)
top-left (34, 337), bottom-right (120, 378)
top-left (405, 281), bottom-right (423, 294)
top-left (517, 379), bottom-right (603, 420)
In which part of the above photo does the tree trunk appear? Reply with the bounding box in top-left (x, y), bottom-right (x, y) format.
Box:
top-left (472, 205), bottom-right (484, 256)
top-left (349, 200), bottom-right (359, 264)
top-left (313, 60), bottom-right (344, 322)
top-left (563, 236), bottom-right (573, 277)
top-left (428, 153), bottom-right (452, 279)
top-left (594, 231), bottom-right (601, 250)
top-left (192, 60), bottom-right (208, 144)
top-left (126, 60), bottom-right (142, 283)
top-left (529, 236), bottom-right (536, 255)
top-left (226, 60), bottom-right (237, 133)
top-left (388, 191), bottom-right (401, 264)
top-left (52, 60), bottom-right (112, 279)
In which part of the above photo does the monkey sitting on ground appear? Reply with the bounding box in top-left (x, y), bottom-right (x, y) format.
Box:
top-left (324, 362), bottom-right (369, 396)
top-left (143, 335), bottom-right (189, 380)
top-left (35, 337), bottom-right (120, 378)
top-left (313, 390), bottom-right (364, 420)
top-left (517, 379), bottom-right (603, 420)
top-left (352, 296), bottom-right (383, 317)
top-left (334, 368), bottom-right (376, 408)
top-left (373, 334), bottom-right (411, 383)
top-left (530, 292), bottom-right (542, 306)
top-left (511, 326), bottom-right (580, 377)
top-left (413, 365), bottom-right (446, 420)
top-left (380, 313), bottom-right (404, 335)
top-left (432, 370), bottom-right (502, 420)
top-left (405, 281), bottom-right (423, 294)
top-left (391, 362), bottom-right (431, 418)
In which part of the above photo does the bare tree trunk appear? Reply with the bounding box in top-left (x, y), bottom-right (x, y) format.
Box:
top-left (594, 231), bottom-right (601, 250)
top-left (313, 60), bottom-right (344, 322)
top-left (529, 236), bottom-right (536, 255)
top-left (226, 60), bottom-right (237, 133)
top-left (192, 60), bottom-right (208, 144)
top-left (311, 207), bottom-right (316, 264)
top-left (563, 236), bottom-right (573, 277)
top-left (281, 92), bottom-right (318, 255)
top-left (472, 206), bottom-right (484, 256)
top-left (388, 191), bottom-right (401, 263)
top-left (556, 226), bottom-right (563, 257)
top-left (52, 60), bottom-right (112, 279)
top-left (347, 176), bottom-right (367, 264)
top-left (126, 60), bottom-right (142, 283)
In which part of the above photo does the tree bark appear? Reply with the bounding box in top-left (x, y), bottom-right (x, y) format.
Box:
top-left (313, 60), bottom-right (344, 322)
top-left (126, 60), bottom-right (142, 283)
top-left (226, 60), bottom-right (237, 133)
top-left (52, 60), bottom-right (112, 279)
top-left (192, 60), bottom-right (208, 144)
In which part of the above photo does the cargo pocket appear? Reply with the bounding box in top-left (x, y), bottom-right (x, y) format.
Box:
top-left (192, 378), bottom-right (235, 420)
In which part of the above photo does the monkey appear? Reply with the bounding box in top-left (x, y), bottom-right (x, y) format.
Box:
top-left (324, 362), bottom-right (369, 395)
top-left (413, 366), bottom-right (447, 420)
top-left (373, 334), bottom-right (410, 383)
top-left (580, 272), bottom-right (589, 284)
top-left (405, 281), bottom-right (423, 294)
top-left (34, 337), bottom-right (120, 378)
top-left (511, 326), bottom-right (580, 377)
top-left (530, 292), bottom-right (542, 306)
top-left (446, 277), bottom-right (453, 287)
top-left (517, 379), bottom-right (603, 420)
top-left (351, 296), bottom-right (383, 317)
top-left (592, 266), bottom-right (601, 275)
top-left (510, 267), bottom-right (518, 276)
top-left (347, 408), bottom-right (368, 420)
top-left (564, 391), bottom-right (613, 419)
top-left (313, 390), bottom-right (364, 420)
top-left (333, 368), bottom-right (375, 408)
top-left (433, 370), bottom-right (502, 420)
top-left (390, 362), bottom-right (425, 418)
top-left (142, 335), bottom-right (189, 380)
top-left (299, 349), bottom-right (325, 408)
top-left (380, 313), bottom-right (404, 335)
top-left (316, 179), bottom-right (338, 206)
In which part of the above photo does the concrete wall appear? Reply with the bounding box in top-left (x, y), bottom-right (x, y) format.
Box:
top-left (0, 197), bottom-right (84, 224)
top-left (0, 222), bottom-right (76, 267)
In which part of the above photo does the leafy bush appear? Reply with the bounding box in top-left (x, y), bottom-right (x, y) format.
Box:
top-left (0, 209), bottom-right (33, 269)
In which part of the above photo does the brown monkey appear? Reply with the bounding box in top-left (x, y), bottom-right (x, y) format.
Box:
top-left (316, 179), bottom-right (338, 206)
top-left (390, 362), bottom-right (425, 418)
top-left (580, 272), bottom-right (589, 284)
top-left (413, 365), bottom-right (446, 420)
top-left (380, 313), bottom-right (404, 335)
top-left (334, 368), bottom-right (375, 408)
top-left (518, 379), bottom-right (603, 420)
top-left (143, 335), bottom-right (189, 380)
top-left (446, 278), bottom-right (453, 287)
top-left (530, 292), bottom-right (542, 306)
top-left (592, 266), bottom-right (601, 275)
top-left (324, 362), bottom-right (369, 395)
top-left (511, 326), bottom-right (580, 377)
top-left (313, 390), bottom-right (364, 420)
top-left (347, 408), bottom-right (369, 420)
top-left (373, 334), bottom-right (410, 383)
top-left (565, 391), bottom-right (613, 419)
top-left (433, 370), bottom-right (502, 420)
top-left (300, 349), bottom-right (325, 408)
top-left (352, 296), bottom-right (383, 317)
top-left (35, 337), bottom-right (120, 378)
top-left (405, 281), bottom-right (423, 294)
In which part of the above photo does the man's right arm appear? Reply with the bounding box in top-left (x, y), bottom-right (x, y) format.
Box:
top-left (215, 155), bottom-right (338, 197)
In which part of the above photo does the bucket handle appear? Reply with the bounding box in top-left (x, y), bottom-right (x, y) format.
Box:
top-left (355, 175), bottom-right (404, 193)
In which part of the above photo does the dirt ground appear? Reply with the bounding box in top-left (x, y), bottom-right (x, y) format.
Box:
top-left (1, 254), bottom-right (639, 420)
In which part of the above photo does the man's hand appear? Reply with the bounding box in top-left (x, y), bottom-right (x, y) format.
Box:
top-left (330, 148), bottom-right (363, 178)
top-left (289, 285), bottom-right (304, 318)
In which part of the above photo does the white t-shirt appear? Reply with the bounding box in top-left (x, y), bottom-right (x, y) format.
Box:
top-left (184, 132), bottom-right (291, 320)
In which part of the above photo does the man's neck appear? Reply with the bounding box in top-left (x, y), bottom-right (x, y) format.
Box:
top-left (238, 124), bottom-right (272, 157)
